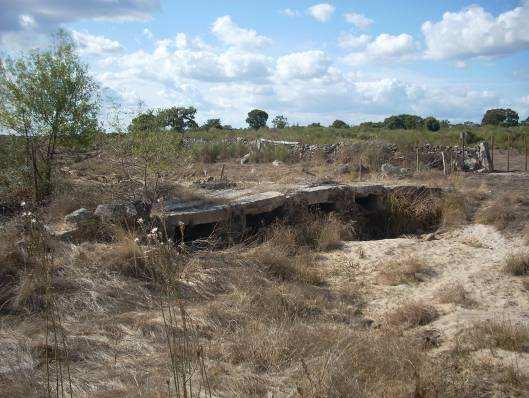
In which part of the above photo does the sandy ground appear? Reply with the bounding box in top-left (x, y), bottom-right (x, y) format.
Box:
top-left (324, 223), bottom-right (529, 361)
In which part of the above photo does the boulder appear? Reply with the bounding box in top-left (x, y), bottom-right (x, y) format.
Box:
top-left (337, 164), bottom-right (351, 174)
top-left (240, 153), bottom-right (251, 165)
top-left (64, 208), bottom-right (94, 224)
top-left (381, 163), bottom-right (409, 178)
top-left (95, 203), bottom-right (138, 223)
top-left (477, 141), bottom-right (493, 172)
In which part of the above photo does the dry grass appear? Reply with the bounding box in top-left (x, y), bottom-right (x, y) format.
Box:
top-left (462, 320), bottom-right (529, 353)
top-left (248, 245), bottom-right (324, 285)
top-left (475, 192), bottom-right (529, 231)
top-left (385, 301), bottom-right (439, 329)
top-left (379, 256), bottom-right (429, 285)
top-left (503, 252), bottom-right (529, 276)
top-left (436, 282), bottom-right (477, 308)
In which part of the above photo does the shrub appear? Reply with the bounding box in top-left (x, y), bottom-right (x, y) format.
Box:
top-left (436, 282), bottom-right (476, 308)
top-left (503, 253), bottom-right (529, 276)
top-left (385, 301), bottom-right (439, 329)
top-left (424, 116), bottom-right (440, 132)
top-left (379, 257), bottom-right (428, 285)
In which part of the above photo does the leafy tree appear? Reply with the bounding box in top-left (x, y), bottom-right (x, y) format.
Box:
top-left (482, 108), bottom-right (519, 127)
top-left (202, 118), bottom-right (223, 130)
top-left (522, 116), bottom-right (529, 126)
top-left (384, 114), bottom-right (424, 130)
top-left (308, 122), bottom-right (322, 127)
top-left (424, 116), bottom-right (440, 132)
top-left (158, 106), bottom-right (198, 132)
top-left (272, 115), bottom-right (288, 129)
top-left (0, 30), bottom-right (100, 201)
top-left (246, 109), bottom-right (268, 129)
top-left (359, 121), bottom-right (383, 129)
top-left (128, 110), bottom-right (161, 133)
top-left (440, 119), bottom-right (450, 129)
top-left (331, 120), bottom-right (349, 129)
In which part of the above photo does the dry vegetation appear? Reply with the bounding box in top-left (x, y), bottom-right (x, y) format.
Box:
top-left (2, 145), bottom-right (529, 397)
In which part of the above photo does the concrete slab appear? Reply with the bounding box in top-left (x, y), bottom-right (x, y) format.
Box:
top-left (234, 191), bottom-right (286, 215)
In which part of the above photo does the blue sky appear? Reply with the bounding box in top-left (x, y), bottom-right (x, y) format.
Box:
top-left (1, 0), bottom-right (529, 126)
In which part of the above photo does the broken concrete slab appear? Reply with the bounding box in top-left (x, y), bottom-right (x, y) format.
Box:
top-left (233, 191), bottom-right (285, 216)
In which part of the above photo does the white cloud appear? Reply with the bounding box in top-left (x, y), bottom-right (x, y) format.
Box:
top-left (19, 14), bottom-right (37, 29)
top-left (338, 33), bottom-right (371, 49)
top-left (521, 95), bottom-right (529, 105)
top-left (276, 50), bottom-right (331, 80)
top-left (308, 3), bottom-right (335, 22)
top-left (72, 30), bottom-right (123, 55)
top-left (281, 9), bottom-right (300, 17)
top-left (344, 33), bottom-right (419, 65)
top-left (211, 15), bottom-right (272, 49)
top-left (142, 28), bottom-right (154, 40)
top-left (422, 2), bottom-right (529, 60)
top-left (455, 60), bottom-right (467, 69)
top-left (344, 12), bottom-right (373, 29)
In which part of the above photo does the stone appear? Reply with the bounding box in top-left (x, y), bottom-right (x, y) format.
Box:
top-left (272, 160), bottom-right (283, 167)
top-left (240, 153), bottom-right (251, 165)
top-left (477, 141), bottom-right (493, 172)
top-left (337, 164), bottom-right (351, 174)
top-left (381, 163), bottom-right (409, 178)
top-left (64, 208), bottom-right (94, 224)
top-left (95, 203), bottom-right (138, 222)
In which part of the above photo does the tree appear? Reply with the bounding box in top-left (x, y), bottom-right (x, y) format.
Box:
top-left (482, 108), bottom-right (519, 127)
top-left (202, 118), bottom-right (223, 130)
top-left (272, 115), bottom-right (288, 129)
top-left (128, 110), bottom-right (161, 133)
top-left (522, 117), bottom-right (529, 126)
top-left (158, 106), bottom-right (198, 132)
top-left (0, 30), bottom-right (100, 201)
top-left (308, 122), bottom-right (322, 127)
top-left (424, 116), bottom-right (440, 132)
top-left (331, 120), bottom-right (349, 129)
top-left (384, 114), bottom-right (423, 130)
top-left (246, 109), bottom-right (268, 129)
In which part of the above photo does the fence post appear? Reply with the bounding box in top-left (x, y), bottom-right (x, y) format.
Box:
top-left (416, 146), bottom-right (420, 173)
top-left (523, 134), bottom-right (529, 171)
top-left (507, 134), bottom-right (511, 172)
top-left (490, 135), bottom-right (495, 171)
top-left (441, 152), bottom-right (447, 176)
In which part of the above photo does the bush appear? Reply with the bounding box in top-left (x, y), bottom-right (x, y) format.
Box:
top-left (424, 116), bottom-right (440, 132)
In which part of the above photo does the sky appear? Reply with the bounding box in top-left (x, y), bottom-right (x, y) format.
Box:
top-left (1, 0), bottom-right (529, 127)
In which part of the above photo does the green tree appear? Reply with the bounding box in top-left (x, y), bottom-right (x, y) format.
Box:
top-left (158, 106), bottom-right (198, 132)
top-left (384, 114), bottom-right (423, 130)
top-left (246, 109), bottom-right (268, 129)
top-left (424, 116), bottom-right (440, 132)
top-left (331, 120), bottom-right (349, 129)
top-left (308, 122), bottom-right (322, 127)
top-left (202, 118), bottom-right (223, 130)
top-left (482, 108), bottom-right (519, 127)
top-left (0, 30), bottom-right (100, 201)
top-left (272, 115), bottom-right (288, 129)
top-left (128, 110), bottom-right (161, 133)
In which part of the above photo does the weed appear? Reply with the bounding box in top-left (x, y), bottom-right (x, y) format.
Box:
top-left (385, 301), bottom-right (439, 329)
top-left (503, 252), bottom-right (529, 276)
top-left (379, 257), bottom-right (428, 285)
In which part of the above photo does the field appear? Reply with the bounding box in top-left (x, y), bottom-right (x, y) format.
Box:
top-left (1, 128), bottom-right (529, 397)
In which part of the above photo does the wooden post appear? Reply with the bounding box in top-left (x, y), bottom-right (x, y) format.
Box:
top-left (523, 134), bottom-right (529, 171)
top-left (462, 137), bottom-right (466, 170)
top-left (490, 135), bottom-right (495, 171)
top-left (416, 146), bottom-right (420, 173)
top-left (507, 134), bottom-right (511, 172)
top-left (219, 164), bottom-right (225, 180)
top-left (441, 152), bottom-right (447, 176)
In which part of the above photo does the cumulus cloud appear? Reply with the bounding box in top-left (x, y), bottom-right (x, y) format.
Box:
top-left (338, 33), bottom-right (371, 49)
top-left (344, 12), bottom-right (373, 29)
top-left (142, 28), bottom-right (154, 40)
top-left (280, 9), bottom-right (300, 17)
top-left (276, 50), bottom-right (331, 80)
top-left (308, 3), bottom-right (335, 22)
top-left (344, 33), bottom-right (419, 65)
top-left (72, 30), bottom-right (123, 55)
top-left (422, 1), bottom-right (529, 60)
top-left (211, 15), bottom-right (272, 49)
